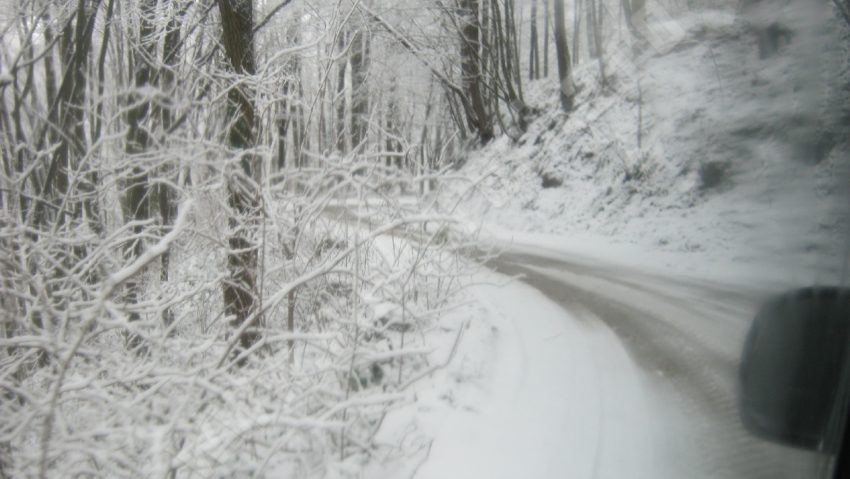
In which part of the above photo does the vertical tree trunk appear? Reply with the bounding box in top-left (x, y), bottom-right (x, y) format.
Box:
top-left (42, 21), bottom-right (58, 189)
top-left (294, 80), bottom-right (306, 168)
top-left (553, 0), bottom-right (575, 111)
top-left (218, 0), bottom-right (262, 356)
top-left (384, 82), bottom-right (401, 169)
top-left (156, 1), bottom-right (187, 328)
top-left (594, 0), bottom-right (606, 83)
top-left (92, 0), bottom-right (116, 142)
top-left (277, 110), bottom-right (289, 170)
top-left (34, 0), bottom-right (103, 257)
top-left (530, 0), bottom-right (540, 80)
top-left (335, 30), bottom-right (348, 153)
top-left (503, 0), bottom-right (524, 103)
top-left (573, 0), bottom-right (581, 65)
top-left (459, 0), bottom-right (494, 143)
top-left (350, 29), bottom-right (370, 150)
top-left (121, 0), bottom-right (157, 349)
top-left (277, 18), bottom-right (303, 171)
top-left (418, 81), bottom-right (435, 195)
top-left (586, 0), bottom-right (597, 58)
top-left (543, 0), bottom-right (550, 77)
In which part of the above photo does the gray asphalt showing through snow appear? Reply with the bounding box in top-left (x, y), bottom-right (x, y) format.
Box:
top-left (324, 203), bottom-right (831, 477)
top-left (487, 250), bottom-right (832, 478)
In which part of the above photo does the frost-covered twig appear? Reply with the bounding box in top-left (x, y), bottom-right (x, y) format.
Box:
top-left (400, 320), bottom-right (467, 391)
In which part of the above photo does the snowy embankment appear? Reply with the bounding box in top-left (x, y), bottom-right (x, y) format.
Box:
top-left (443, 5), bottom-right (850, 287)
top-left (365, 269), bottom-right (655, 479)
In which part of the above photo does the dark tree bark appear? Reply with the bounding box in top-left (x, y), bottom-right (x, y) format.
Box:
top-left (92, 0), bottom-right (116, 142)
top-left (156, 1), bottom-right (188, 306)
top-left (276, 23), bottom-right (294, 170)
top-left (335, 30), bottom-right (348, 153)
top-left (593, 0), bottom-right (606, 83)
top-left (277, 18), bottom-right (304, 170)
top-left (121, 0), bottom-right (157, 349)
top-left (494, 0), bottom-right (523, 105)
top-left (293, 80), bottom-right (306, 168)
top-left (543, 0), bottom-right (550, 77)
top-left (530, 0), bottom-right (540, 80)
top-left (42, 21), bottom-right (58, 184)
top-left (459, 0), bottom-right (494, 143)
top-left (350, 28), bottom-right (370, 150)
top-left (553, 0), bottom-right (575, 111)
top-left (218, 0), bottom-right (262, 356)
top-left (586, 0), bottom-right (597, 58)
top-left (573, 0), bottom-right (581, 65)
top-left (32, 0), bottom-right (104, 268)
top-left (279, 106), bottom-right (292, 172)
top-left (40, 0), bottom-right (101, 223)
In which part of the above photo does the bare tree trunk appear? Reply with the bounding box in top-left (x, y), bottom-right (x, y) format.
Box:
top-left (543, 0), bottom-right (550, 77)
top-left (418, 81), bottom-right (435, 195)
top-left (459, 0), bottom-right (494, 143)
top-left (384, 81), bottom-right (402, 170)
top-left (30, 0), bottom-right (104, 284)
top-left (586, 0), bottom-right (596, 58)
top-left (155, 1), bottom-right (188, 328)
top-left (350, 28), bottom-right (370, 150)
top-left (505, 0), bottom-right (524, 102)
top-left (277, 110), bottom-right (289, 170)
top-left (553, 0), bottom-right (575, 111)
top-left (594, 0), bottom-right (607, 84)
top-left (504, 0), bottom-right (524, 104)
top-left (121, 0), bottom-right (157, 349)
top-left (218, 0), bottom-right (263, 356)
top-left (335, 30), bottom-right (348, 153)
top-left (278, 18), bottom-right (302, 171)
top-left (92, 0), bottom-right (116, 142)
top-left (294, 80), bottom-right (306, 168)
top-left (530, 0), bottom-right (540, 80)
top-left (573, 0), bottom-right (581, 65)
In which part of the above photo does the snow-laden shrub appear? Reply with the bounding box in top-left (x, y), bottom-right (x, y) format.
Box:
top-left (0, 156), bottom-right (466, 478)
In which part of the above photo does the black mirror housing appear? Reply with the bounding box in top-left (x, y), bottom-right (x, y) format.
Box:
top-left (739, 287), bottom-right (850, 451)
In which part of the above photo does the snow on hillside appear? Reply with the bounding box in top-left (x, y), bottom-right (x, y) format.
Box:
top-left (444, 4), bottom-right (850, 286)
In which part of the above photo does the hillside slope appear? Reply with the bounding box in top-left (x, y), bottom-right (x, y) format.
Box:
top-left (446, 2), bottom-right (850, 285)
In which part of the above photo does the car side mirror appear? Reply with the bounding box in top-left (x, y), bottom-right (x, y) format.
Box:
top-left (739, 287), bottom-right (850, 452)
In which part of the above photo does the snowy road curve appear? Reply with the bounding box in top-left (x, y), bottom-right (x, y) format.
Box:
top-left (328, 205), bottom-right (831, 478)
top-left (477, 244), bottom-right (831, 478)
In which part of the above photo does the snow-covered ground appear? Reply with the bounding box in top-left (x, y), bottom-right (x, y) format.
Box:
top-left (364, 268), bottom-right (657, 479)
top-left (10, 1), bottom-right (850, 477)
top-left (371, 3), bottom-right (850, 478)
top-left (442, 3), bottom-right (850, 288)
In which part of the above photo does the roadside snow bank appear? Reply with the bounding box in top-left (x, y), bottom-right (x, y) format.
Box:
top-left (366, 270), bottom-right (656, 479)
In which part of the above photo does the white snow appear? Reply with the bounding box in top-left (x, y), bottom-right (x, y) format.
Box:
top-left (441, 6), bottom-right (850, 289)
top-left (389, 3), bottom-right (850, 478)
top-left (367, 269), bottom-right (657, 479)
top-left (7, 1), bottom-right (848, 477)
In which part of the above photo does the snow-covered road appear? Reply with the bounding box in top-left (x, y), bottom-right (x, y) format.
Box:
top-left (413, 267), bottom-right (655, 479)
top-left (328, 205), bottom-right (833, 478)
top-left (468, 243), bottom-right (831, 478)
